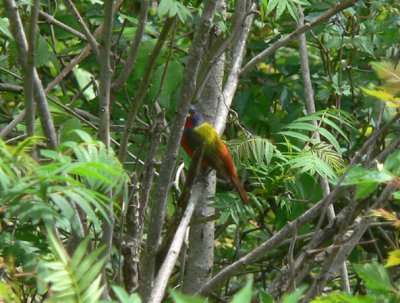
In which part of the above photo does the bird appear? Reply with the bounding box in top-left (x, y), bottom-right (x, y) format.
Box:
top-left (181, 105), bottom-right (249, 204)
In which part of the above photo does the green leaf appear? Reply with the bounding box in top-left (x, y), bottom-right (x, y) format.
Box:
top-left (292, 0), bottom-right (310, 5)
top-left (276, 0), bottom-right (288, 19)
top-left (170, 289), bottom-right (205, 303)
top-left (386, 250), bottom-right (400, 268)
top-left (355, 181), bottom-right (379, 199)
top-left (341, 166), bottom-right (393, 187)
top-left (282, 285), bottom-right (307, 303)
top-left (321, 117), bottom-right (349, 142)
top-left (112, 286), bottom-right (142, 303)
top-left (277, 131), bottom-right (310, 142)
top-left (0, 281), bottom-right (20, 303)
top-left (0, 18), bottom-right (12, 38)
top-left (265, 0), bottom-right (280, 17)
top-left (230, 278), bottom-right (253, 303)
top-left (259, 289), bottom-right (274, 303)
top-left (228, 136), bottom-right (275, 166)
top-left (69, 237), bottom-right (91, 271)
top-left (318, 128), bottom-right (341, 154)
top-left (353, 35), bottom-right (374, 56)
top-left (312, 291), bottom-right (376, 303)
top-left (72, 67), bottom-right (96, 100)
top-left (80, 275), bottom-right (104, 303)
top-left (284, 122), bottom-right (316, 132)
top-left (286, 0), bottom-right (299, 22)
top-left (353, 262), bottom-right (394, 292)
top-left (158, 0), bottom-right (191, 22)
top-left (35, 35), bottom-right (51, 67)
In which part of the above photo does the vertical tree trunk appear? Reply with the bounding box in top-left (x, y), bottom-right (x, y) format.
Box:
top-left (182, 12), bottom-right (226, 293)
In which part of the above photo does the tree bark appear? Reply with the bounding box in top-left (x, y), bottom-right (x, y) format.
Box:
top-left (139, 1), bottom-right (219, 300)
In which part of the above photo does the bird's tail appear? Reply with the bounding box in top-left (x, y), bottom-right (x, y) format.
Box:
top-left (230, 175), bottom-right (250, 205)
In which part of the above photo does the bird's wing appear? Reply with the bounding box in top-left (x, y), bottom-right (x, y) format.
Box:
top-left (190, 123), bottom-right (236, 179)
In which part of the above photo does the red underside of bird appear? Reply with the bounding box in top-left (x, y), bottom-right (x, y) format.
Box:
top-left (181, 106), bottom-right (249, 205)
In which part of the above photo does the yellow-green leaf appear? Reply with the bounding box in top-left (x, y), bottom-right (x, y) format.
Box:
top-left (385, 250), bottom-right (400, 268)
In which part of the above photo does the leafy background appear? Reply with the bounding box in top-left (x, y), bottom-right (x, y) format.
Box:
top-left (0, 0), bottom-right (399, 302)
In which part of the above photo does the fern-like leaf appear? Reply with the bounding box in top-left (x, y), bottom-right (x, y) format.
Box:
top-left (228, 136), bottom-right (275, 166)
top-left (39, 227), bottom-right (105, 303)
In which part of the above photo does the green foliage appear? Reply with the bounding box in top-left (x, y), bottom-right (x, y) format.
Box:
top-left (353, 262), bottom-right (394, 292)
top-left (110, 286), bottom-right (142, 303)
top-left (0, 134), bottom-right (128, 231)
top-left (229, 136), bottom-right (275, 166)
top-left (170, 289), bottom-right (206, 303)
top-left (170, 278), bottom-right (253, 303)
top-left (158, 0), bottom-right (192, 22)
top-left (0, 133), bottom-right (128, 302)
top-left (1, 0), bottom-right (400, 301)
top-left (281, 285), bottom-right (307, 303)
top-left (340, 148), bottom-right (399, 200)
top-left (230, 278), bottom-right (254, 303)
top-left (37, 227), bottom-right (105, 303)
top-left (312, 262), bottom-right (400, 302)
top-left (261, 0), bottom-right (310, 21)
top-left (361, 61), bottom-right (400, 108)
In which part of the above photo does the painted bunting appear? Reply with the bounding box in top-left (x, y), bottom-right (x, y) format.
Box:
top-left (181, 105), bottom-right (249, 204)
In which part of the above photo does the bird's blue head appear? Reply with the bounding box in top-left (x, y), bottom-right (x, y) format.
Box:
top-left (187, 104), bottom-right (204, 128)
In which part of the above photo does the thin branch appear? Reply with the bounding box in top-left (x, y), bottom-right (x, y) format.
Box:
top-left (123, 112), bottom-right (165, 293)
top-left (303, 185), bottom-right (396, 301)
top-left (46, 0), bottom-right (68, 96)
top-left (64, 0), bottom-right (100, 59)
top-left (112, 0), bottom-right (149, 93)
top-left (148, 144), bottom-right (206, 303)
top-left (215, 0), bottom-right (255, 133)
top-left (39, 10), bottom-right (86, 40)
top-left (4, 0), bottom-right (58, 149)
top-left (0, 82), bottom-right (148, 167)
top-left (0, 83), bottom-right (23, 93)
top-left (194, 0), bottom-right (250, 102)
top-left (98, 0), bottom-right (114, 297)
top-left (44, 0), bottom-right (124, 95)
top-left (98, 0), bottom-right (114, 147)
top-left (25, 0), bottom-right (40, 137)
top-left (240, 0), bottom-right (357, 75)
top-left (117, 17), bottom-right (175, 163)
top-left (1, 0), bottom-right (125, 140)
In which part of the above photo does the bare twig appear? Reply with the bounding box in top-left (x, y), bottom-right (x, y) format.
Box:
top-left (117, 17), bottom-right (174, 162)
top-left (1, 0), bottom-right (125, 140)
top-left (4, 0), bottom-right (58, 148)
top-left (123, 112), bottom-right (164, 293)
top-left (240, 0), bottom-right (357, 75)
top-left (98, 0), bottom-right (114, 147)
top-left (0, 83), bottom-right (23, 93)
top-left (64, 0), bottom-right (100, 59)
top-left (303, 185), bottom-right (396, 302)
top-left (25, 0), bottom-right (40, 137)
top-left (39, 10), bottom-right (86, 40)
top-left (44, 0), bottom-right (124, 94)
top-left (112, 1), bottom-right (149, 93)
top-left (97, 0), bottom-right (114, 297)
top-left (215, 0), bottom-right (255, 133)
top-left (194, 0), bottom-right (251, 102)
top-left (0, 82), bottom-right (148, 167)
